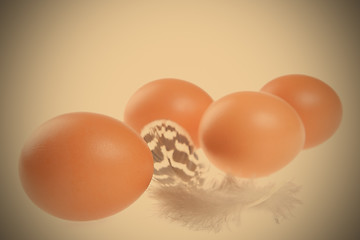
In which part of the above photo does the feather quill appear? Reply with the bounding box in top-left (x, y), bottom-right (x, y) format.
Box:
top-left (141, 120), bottom-right (302, 232)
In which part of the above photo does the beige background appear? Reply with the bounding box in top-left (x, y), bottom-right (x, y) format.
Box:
top-left (1, 1), bottom-right (359, 239)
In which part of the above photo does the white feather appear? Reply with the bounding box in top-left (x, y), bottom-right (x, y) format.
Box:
top-left (149, 176), bottom-right (301, 232)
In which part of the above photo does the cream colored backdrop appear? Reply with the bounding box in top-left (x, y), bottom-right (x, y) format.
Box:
top-left (1, 1), bottom-right (359, 239)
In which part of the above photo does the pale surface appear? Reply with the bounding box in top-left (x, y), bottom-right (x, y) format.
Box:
top-left (1, 1), bottom-right (359, 239)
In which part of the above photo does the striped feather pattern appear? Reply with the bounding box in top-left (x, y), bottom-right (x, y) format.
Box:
top-left (141, 120), bottom-right (205, 187)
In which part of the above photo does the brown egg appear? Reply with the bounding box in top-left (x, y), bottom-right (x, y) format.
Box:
top-left (199, 91), bottom-right (305, 178)
top-left (19, 112), bottom-right (153, 221)
top-left (261, 74), bottom-right (342, 148)
top-left (124, 78), bottom-right (213, 147)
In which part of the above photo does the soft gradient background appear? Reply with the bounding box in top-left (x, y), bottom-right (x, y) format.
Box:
top-left (1, 1), bottom-right (359, 239)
